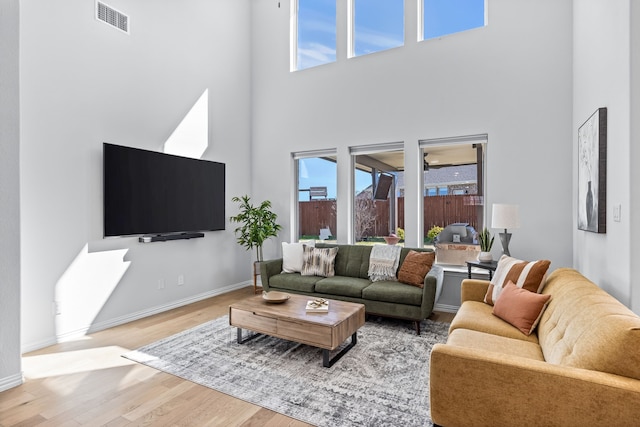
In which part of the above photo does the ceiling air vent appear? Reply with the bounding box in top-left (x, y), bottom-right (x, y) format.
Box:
top-left (96, 1), bottom-right (129, 34)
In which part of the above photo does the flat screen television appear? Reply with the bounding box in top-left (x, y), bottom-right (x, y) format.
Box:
top-left (103, 143), bottom-right (225, 237)
top-left (373, 173), bottom-right (394, 200)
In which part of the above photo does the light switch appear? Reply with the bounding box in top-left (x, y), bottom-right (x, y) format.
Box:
top-left (613, 204), bottom-right (621, 222)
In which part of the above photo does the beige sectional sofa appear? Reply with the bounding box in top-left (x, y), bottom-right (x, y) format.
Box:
top-left (429, 268), bottom-right (640, 427)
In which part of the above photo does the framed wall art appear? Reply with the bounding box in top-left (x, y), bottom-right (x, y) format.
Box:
top-left (577, 107), bottom-right (607, 233)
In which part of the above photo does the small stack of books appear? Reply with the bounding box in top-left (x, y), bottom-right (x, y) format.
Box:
top-left (305, 298), bottom-right (329, 313)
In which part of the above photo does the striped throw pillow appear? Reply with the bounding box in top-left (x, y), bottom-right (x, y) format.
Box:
top-left (484, 255), bottom-right (551, 305)
top-left (301, 246), bottom-right (339, 277)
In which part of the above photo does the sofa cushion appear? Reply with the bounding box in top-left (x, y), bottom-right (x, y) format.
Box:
top-left (315, 276), bottom-right (371, 298)
top-left (484, 255), bottom-right (551, 305)
top-left (397, 250), bottom-right (435, 288)
top-left (301, 246), bottom-right (338, 277)
top-left (450, 301), bottom-right (539, 343)
top-left (447, 329), bottom-right (545, 361)
top-left (362, 281), bottom-right (423, 306)
top-left (492, 281), bottom-right (551, 335)
top-left (538, 268), bottom-right (640, 380)
top-left (268, 273), bottom-right (321, 293)
top-left (332, 244), bottom-right (372, 279)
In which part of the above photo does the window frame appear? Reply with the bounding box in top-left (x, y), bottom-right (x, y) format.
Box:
top-left (291, 0), bottom-right (338, 72)
top-left (291, 149), bottom-right (338, 243)
top-left (418, 134), bottom-right (488, 246)
top-left (349, 142), bottom-right (405, 244)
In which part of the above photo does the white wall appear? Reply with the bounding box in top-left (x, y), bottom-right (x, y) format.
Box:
top-left (251, 0), bottom-right (574, 269)
top-left (20, 0), bottom-right (253, 351)
top-left (0, 0), bottom-right (23, 391)
top-left (573, 0), bottom-right (633, 306)
top-left (631, 1), bottom-right (640, 313)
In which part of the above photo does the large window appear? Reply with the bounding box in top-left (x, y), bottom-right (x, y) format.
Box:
top-left (420, 136), bottom-right (487, 248)
top-left (421, 0), bottom-right (486, 41)
top-left (294, 153), bottom-right (337, 242)
top-left (351, 0), bottom-right (404, 57)
top-left (350, 144), bottom-right (404, 244)
top-left (293, 0), bottom-right (337, 71)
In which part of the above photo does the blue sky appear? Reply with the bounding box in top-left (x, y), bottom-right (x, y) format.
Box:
top-left (297, 0), bottom-right (485, 70)
top-left (298, 157), bottom-right (372, 201)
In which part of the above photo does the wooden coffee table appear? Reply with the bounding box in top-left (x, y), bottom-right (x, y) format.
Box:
top-left (229, 293), bottom-right (365, 367)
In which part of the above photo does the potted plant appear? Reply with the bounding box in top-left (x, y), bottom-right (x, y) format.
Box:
top-left (478, 227), bottom-right (494, 262)
top-left (230, 195), bottom-right (282, 292)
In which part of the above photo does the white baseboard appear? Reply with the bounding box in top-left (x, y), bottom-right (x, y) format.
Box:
top-left (0, 372), bottom-right (23, 392)
top-left (434, 303), bottom-right (459, 313)
top-left (22, 281), bottom-right (250, 353)
top-left (82, 281), bottom-right (250, 335)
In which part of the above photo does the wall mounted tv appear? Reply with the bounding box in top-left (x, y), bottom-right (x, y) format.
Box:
top-left (103, 143), bottom-right (225, 239)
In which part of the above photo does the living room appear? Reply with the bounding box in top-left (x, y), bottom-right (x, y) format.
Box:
top-left (1, 0), bottom-right (639, 420)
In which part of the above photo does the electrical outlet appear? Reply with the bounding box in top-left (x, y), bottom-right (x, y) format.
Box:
top-left (178, 274), bottom-right (184, 286)
top-left (158, 279), bottom-right (165, 290)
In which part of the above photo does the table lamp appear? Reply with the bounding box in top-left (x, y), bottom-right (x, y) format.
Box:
top-left (491, 204), bottom-right (520, 256)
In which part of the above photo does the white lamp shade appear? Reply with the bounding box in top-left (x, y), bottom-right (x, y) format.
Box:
top-left (492, 204), bottom-right (520, 229)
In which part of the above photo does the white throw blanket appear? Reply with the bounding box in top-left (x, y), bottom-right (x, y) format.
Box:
top-left (368, 244), bottom-right (402, 282)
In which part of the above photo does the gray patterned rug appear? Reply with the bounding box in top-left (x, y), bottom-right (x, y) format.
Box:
top-left (123, 315), bottom-right (449, 427)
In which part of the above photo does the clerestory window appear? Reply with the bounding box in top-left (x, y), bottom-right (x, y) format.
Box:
top-left (420, 0), bottom-right (486, 41)
top-left (350, 0), bottom-right (404, 58)
top-left (292, 0), bottom-right (337, 71)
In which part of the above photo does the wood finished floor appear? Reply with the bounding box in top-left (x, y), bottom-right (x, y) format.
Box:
top-left (0, 287), bottom-right (455, 426)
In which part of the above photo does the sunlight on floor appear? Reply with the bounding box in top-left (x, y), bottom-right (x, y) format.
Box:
top-left (22, 346), bottom-right (136, 380)
top-left (163, 89), bottom-right (209, 159)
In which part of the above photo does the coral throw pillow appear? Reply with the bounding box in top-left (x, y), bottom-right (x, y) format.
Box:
top-left (397, 251), bottom-right (435, 288)
top-left (301, 246), bottom-right (338, 277)
top-left (493, 281), bottom-right (551, 335)
top-left (484, 255), bottom-right (551, 305)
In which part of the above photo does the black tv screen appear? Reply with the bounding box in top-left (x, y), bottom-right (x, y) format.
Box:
top-left (373, 173), bottom-right (394, 200)
top-left (103, 143), bottom-right (225, 237)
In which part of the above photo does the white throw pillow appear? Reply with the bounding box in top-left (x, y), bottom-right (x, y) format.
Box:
top-left (282, 241), bottom-right (314, 273)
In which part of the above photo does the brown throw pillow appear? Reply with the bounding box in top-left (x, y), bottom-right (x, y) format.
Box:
top-left (484, 255), bottom-right (551, 305)
top-left (397, 250), bottom-right (435, 288)
top-left (493, 281), bottom-right (551, 335)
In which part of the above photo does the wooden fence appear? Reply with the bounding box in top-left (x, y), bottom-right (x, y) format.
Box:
top-left (298, 195), bottom-right (480, 238)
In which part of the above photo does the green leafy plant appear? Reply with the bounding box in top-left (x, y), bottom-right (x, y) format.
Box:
top-left (230, 195), bottom-right (282, 262)
top-left (427, 225), bottom-right (444, 242)
top-left (395, 227), bottom-right (405, 240)
top-left (478, 227), bottom-right (494, 252)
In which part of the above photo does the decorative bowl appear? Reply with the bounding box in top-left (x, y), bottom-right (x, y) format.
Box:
top-left (262, 291), bottom-right (290, 303)
top-left (383, 236), bottom-right (401, 245)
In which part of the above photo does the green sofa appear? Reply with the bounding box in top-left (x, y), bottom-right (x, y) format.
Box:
top-left (260, 243), bottom-right (443, 334)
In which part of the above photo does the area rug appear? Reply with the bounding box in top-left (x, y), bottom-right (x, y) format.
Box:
top-left (123, 315), bottom-right (449, 427)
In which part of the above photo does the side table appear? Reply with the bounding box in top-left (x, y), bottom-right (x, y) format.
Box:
top-left (466, 260), bottom-right (498, 280)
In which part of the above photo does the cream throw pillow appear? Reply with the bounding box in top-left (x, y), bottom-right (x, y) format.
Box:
top-left (484, 255), bottom-right (551, 305)
top-left (282, 241), bottom-right (314, 273)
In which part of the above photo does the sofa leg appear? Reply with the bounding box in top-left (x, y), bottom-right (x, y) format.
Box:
top-left (414, 321), bottom-right (421, 335)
